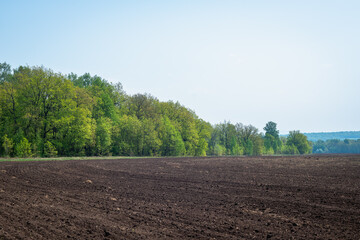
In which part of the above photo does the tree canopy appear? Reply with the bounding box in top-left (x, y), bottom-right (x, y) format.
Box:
top-left (0, 62), bottom-right (319, 157)
top-left (0, 63), bottom-right (212, 157)
top-left (285, 131), bottom-right (311, 154)
top-left (263, 121), bottom-right (281, 154)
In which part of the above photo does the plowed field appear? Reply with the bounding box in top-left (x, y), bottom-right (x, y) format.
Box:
top-left (1, 155), bottom-right (360, 239)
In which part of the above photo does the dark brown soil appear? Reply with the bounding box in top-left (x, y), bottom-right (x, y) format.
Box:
top-left (0, 155), bottom-right (360, 239)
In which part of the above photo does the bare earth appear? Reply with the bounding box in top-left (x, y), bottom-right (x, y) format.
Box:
top-left (0, 155), bottom-right (359, 239)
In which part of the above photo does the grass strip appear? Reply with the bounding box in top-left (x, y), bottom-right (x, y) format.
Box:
top-left (0, 156), bottom-right (153, 162)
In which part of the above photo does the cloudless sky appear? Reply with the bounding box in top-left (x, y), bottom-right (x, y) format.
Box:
top-left (1, 0), bottom-right (359, 134)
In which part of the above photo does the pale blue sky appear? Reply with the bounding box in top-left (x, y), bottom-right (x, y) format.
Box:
top-left (1, 0), bottom-right (359, 133)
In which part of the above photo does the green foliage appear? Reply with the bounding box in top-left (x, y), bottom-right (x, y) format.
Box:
top-left (140, 118), bottom-right (161, 156)
top-left (264, 133), bottom-right (275, 151)
top-left (208, 122), bottom-right (263, 156)
top-left (126, 93), bottom-right (158, 119)
top-left (0, 63), bottom-right (211, 158)
top-left (0, 62), bottom-right (317, 158)
top-left (44, 141), bottom-right (58, 157)
top-left (15, 137), bottom-right (32, 157)
top-left (237, 124), bottom-right (263, 156)
top-left (252, 136), bottom-right (263, 155)
top-left (95, 117), bottom-right (112, 156)
top-left (0, 62), bottom-right (12, 83)
top-left (69, 73), bottom-right (121, 121)
top-left (264, 121), bottom-right (279, 138)
top-left (2, 134), bottom-right (14, 157)
top-left (214, 144), bottom-right (226, 156)
top-left (263, 145), bottom-right (274, 155)
top-left (283, 144), bottom-right (300, 155)
top-left (158, 117), bottom-right (185, 156)
top-left (112, 115), bottom-right (142, 156)
top-left (209, 121), bottom-right (236, 155)
top-left (244, 140), bottom-right (253, 155)
top-left (304, 131), bottom-right (360, 142)
top-left (285, 131), bottom-right (311, 154)
top-left (195, 119), bottom-right (211, 156)
top-left (312, 139), bottom-right (360, 154)
top-left (263, 121), bottom-right (281, 153)
top-left (231, 143), bottom-right (243, 155)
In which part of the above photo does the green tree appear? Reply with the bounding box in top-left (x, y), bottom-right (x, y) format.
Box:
top-left (2, 134), bottom-right (14, 157)
top-left (140, 118), bottom-right (161, 156)
top-left (263, 121), bottom-right (281, 153)
top-left (180, 114), bottom-right (199, 156)
top-left (264, 121), bottom-right (279, 137)
top-left (111, 115), bottom-right (142, 156)
top-left (158, 117), bottom-right (185, 156)
top-left (95, 117), bottom-right (112, 156)
top-left (283, 144), bottom-right (300, 155)
top-left (231, 142), bottom-right (243, 155)
top-left (195, 119), bottom-right (212, 156)
top-left (208, 121), bottom-right (237, 155)
top-left (214, 143), bottom-right (226, 156)
top-left (252, 135), bottom-right (263, 155)
top-left (12, 66), bottom-right (95, 156)
top-left (286, 130), bottom-right (311, 154)
top-left (158, 101), bottom-right (202, 156)
top-left (219, 121), bottom-right (236, 154)
top-left (0, 62), bottom-right (12, 83)
top-left (69, 73), bottom-right (120, 121)
top-left (208, 125), bottom-right (222, 155)
top-left (15, 137), bottom-right (32, 157)
top-left (126, 93), bottom-right (158, 119)
top-left (230, 136), bottom-right (243, 155)
top-left (1, 63), bottom-right (218, 158)
top-left (244, 139), bottom-right (253, 155)
top-left (0, 79), bottom-right (19, 138)
top-left (236, 123), bottom-right (262, 155)
top-left (56, 103), bottom-right (95, 156)
top-left (43, 141), bottom-right (58, 157)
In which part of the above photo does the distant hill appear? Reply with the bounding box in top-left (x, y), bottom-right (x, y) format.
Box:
top-left (303, 131), bottom-right (360, 142)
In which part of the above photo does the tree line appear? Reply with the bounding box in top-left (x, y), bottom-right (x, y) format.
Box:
top-left (312, 139), bottom-right (360, 154)
top-left (0, 63), bottom-right (312, 157)
top-left (304, 131), bottom-right (360, 142)
top-left (208, 121), bottom-right (311, 156)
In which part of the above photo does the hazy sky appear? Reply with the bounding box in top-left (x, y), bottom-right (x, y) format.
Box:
top-left (1, 0), bottom-right (359, 133)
